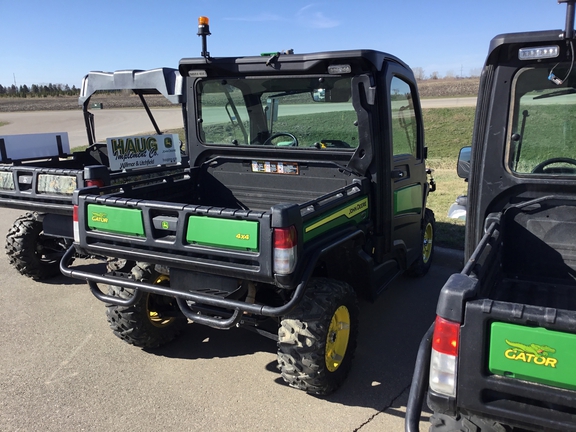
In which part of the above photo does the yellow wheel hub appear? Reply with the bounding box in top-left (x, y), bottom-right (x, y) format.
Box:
top-left (325, 305), bottom-right (351, 372)
top-left (147, 274), bottom-right (174, 328)
top-left (422, 222), bottom-right (433, 264)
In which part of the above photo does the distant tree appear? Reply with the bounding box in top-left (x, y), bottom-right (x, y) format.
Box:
top-left (0, 82), bottom-right (81, 97)
top-left (445, 70), bottom-right (455, 79)
top-left (469, 67), bottom-right (482, 77)
top-left (412, 66), bottom-right (426, 80)
top-left (430, 71), bottom-right (439, 80)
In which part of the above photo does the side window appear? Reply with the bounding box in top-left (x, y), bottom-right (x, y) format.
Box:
top-left (390, 76), bottom-right (417, 157)
top-left (198, 81), bottom-right (250, 145)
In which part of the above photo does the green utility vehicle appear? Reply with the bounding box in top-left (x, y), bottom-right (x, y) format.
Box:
top-left (0, 68), bottom-right (185, 279)
top-left (61, 18), bottom-right (436, 395)
top-left (406, 1), bottom-right (576, 430)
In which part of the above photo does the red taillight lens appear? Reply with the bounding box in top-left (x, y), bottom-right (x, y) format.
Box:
top-left (85, 179), bottom-right (104, 187)
top-left (273, 226), bottom-right (298, 275)
top-left (72, 205), bottom-right (80, 242)
top-left (274, 226), bottom-right (297, 249)
top-left (432, 316), bottom-right (460, 356)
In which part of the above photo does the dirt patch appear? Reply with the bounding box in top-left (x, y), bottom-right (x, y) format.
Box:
top-left (0, 94), bottom-right (176, 113)
top-left (417, 78), bottom-right (479, 98)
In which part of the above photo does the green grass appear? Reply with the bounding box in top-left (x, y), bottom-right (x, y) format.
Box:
top-left (427, 169), bottom-right (467, 249)
top-left (423, 107), bottom-right (475, 249)
top-left (0, 121), bottom-right (8, 127)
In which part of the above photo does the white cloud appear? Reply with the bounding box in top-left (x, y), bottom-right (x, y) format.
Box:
top-left (297, 4), bottom-right (339, 29)
top-left (224, 5), bottom-right (339, 29)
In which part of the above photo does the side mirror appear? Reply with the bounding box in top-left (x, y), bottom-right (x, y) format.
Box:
top-left (457, 146), bottom-right (471, 179)
top-left (311, 86), bottom-right (350, 102)
top-left (312, 89), bottom-right (326, 102)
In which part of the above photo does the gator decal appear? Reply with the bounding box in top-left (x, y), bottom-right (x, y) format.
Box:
top-left (303, 197), bottom-right (368, 242)
top-left (87, 204), bottom-right (145, 236)
top-left (394, 184), bottom-right (422, 215)
top-left (489, 322), bottom-right (576, 391)
top-left (37, 174), bottom-right (77, 195)
top-left (504, 340), bottom-right (557, 367)
top-left (186, 216), bottom-right (259, 251)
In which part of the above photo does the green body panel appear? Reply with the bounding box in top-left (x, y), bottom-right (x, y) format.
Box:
top-left (87, 204), bottom-right (145, 236)
top-left (303, 197), bottom-right (368, 242)
top-left (394, 184), bottom-right (422, 215)
top-left (489, 322), bottom-right (576, 390)
top-left (186, 216), bottom-right (259, 251)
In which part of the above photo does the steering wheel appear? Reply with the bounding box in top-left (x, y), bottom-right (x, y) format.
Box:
top-left (532, 157), bottom-right (576, 173)
top-left (263, 132), bottom-right (298, 146)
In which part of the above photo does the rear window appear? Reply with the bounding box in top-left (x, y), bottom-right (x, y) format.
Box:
top-left (507, 64), bottom-right (576, 175)
top-left (196, 76), bottom-right (358, 150)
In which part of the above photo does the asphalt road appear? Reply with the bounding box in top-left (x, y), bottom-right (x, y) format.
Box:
top-left (0, 108), bottom-right (186, 149)
top-left (0, 204), bottom-right (464, 432)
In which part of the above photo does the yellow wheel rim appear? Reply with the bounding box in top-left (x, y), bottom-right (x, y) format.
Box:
top-left (325, 305), bottom-right (351, 372)
top-left (147, 274), bottom-right (174, 328)
top-left (422, 222), bottom-right (433, 264)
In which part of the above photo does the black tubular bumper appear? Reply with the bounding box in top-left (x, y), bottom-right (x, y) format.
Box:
top-left (405, 323), bottom-right (434, 432)
top-left (60, 229), bottom-right (362, 328)
top-left (60, 246), bottom-right (307, 329)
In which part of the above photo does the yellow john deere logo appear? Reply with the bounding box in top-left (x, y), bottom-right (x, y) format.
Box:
top-left (504, 339), bottom-right (558, 367)
top-left (305, 198), bottom-right (368, 233)
top-left (91, 212), bottom-right (108, 223)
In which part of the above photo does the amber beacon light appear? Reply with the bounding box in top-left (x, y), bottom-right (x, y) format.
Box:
top-left (198, 16), bottom-right (211, 59)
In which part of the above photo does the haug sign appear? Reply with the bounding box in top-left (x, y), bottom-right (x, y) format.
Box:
top-left (106, 134), bottom-right (181, 171)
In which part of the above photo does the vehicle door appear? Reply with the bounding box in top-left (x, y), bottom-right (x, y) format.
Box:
top-left (386, 65), bottom-right (427, 264)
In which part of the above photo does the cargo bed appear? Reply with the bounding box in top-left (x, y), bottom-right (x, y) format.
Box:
top-left (72, 156), bottom-right (369, 285)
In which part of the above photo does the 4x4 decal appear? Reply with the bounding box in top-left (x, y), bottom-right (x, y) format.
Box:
top-left (504, 339), bottom-right (558, 367)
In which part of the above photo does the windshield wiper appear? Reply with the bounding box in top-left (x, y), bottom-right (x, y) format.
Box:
top-left (533, 88), bottom-right (576, 99)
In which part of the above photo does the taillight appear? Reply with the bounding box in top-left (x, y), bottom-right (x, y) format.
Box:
top-left (73, 205), bottom-right (80, 243)
top-left (429, 315), bottom-right (460, 397)
top-left (85, 179), bottom-right (105, 187)
top-left (273, 226), bottom-right (297, 275)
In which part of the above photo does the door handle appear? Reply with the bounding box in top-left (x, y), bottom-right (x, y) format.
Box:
top-left (391, 170), bottom-right (405, 179)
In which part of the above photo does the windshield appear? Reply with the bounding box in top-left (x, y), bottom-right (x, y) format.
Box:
top-left (196, 76), bottom-right (357, 150)
top-left (508, 64), bottom-right (576, 175)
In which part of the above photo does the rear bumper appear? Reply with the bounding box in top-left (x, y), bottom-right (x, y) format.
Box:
top-left (60, 246), bottom-right (308, 328)
top-left (60, 229), bottom-right (363, 328)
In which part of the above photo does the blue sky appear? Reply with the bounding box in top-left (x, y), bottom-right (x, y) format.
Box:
top-left (0, 0), bottom-right (570, 87)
